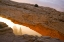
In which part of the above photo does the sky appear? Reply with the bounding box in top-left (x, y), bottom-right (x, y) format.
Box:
top-left (11, 0), bottom-right (64, 12)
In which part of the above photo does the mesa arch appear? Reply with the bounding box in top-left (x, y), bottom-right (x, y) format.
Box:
top-left (0, 0), bottom-right (64, 40)
top-left (0, 15), bottom-right (64, 40)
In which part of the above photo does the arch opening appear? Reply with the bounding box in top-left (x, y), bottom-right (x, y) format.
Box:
top-left (0, 16), bottom-right (41, 36)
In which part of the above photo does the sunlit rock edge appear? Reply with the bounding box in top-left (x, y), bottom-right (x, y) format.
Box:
top-left (0, 0), bottom-right (64, 40)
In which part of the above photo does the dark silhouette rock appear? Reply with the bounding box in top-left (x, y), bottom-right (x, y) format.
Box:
top-left (0, 27), bottom-right (13, 35)
top-left (34, 4), bottom-right (38, 7)
top-left (0, 22), bottom-right (13, 35)
top-left (0, 22), bottom-right (8, 28)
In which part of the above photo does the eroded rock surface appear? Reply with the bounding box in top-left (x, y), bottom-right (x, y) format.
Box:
top-left (0, 22), bottom-right (13, 34)
top-left (0, 22), bottom-right (63, 42)
top-left (0, 22), bottom-right (8, 28)
top-left (0, 33), bottom-right (63, 42)
top-left (0, 0), bottom-right (64, 40)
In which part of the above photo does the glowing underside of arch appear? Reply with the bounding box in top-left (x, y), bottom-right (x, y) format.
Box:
top-left (0, 17), bottom-right (41, 36)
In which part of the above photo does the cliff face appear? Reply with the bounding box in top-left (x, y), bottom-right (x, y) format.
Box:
top-left (0, 0), bottom-right (64, 40)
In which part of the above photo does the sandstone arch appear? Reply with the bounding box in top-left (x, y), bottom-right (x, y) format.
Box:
top-left (0, 0), bottom-right (64, 40)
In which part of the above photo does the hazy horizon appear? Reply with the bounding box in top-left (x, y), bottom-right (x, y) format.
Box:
top-left (11, 0), bottom-right (64, 12)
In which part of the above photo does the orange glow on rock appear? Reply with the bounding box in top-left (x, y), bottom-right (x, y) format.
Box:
top-left (0, 17), bottom-right (64, 40)
top-left (0, 17), bottom-right (41, 36)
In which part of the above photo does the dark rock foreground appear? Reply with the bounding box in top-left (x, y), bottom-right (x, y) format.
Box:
top-left (0, 22), bottom-right (64, 42)
top-left (0, 32), bottom-right (64, 42)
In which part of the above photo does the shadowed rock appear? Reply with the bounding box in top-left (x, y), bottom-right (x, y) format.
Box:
top-left (0, 22), bottom-right (13, 35)
top-left (0, 22), bottom-right (8, 28)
